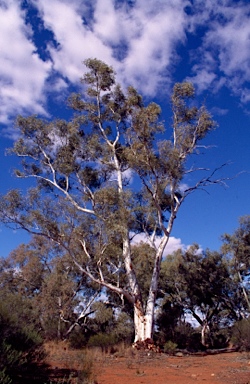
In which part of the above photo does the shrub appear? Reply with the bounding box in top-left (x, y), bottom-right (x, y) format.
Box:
top-left (88, 333), bottom-right (117, 352)
top-left (0, 293), bottom-right (47, 383)
top-left (163, 340), bottom-right (178, 354)
top-left (68, 328), bottom-right (88, 349)
top-left (232, 318), bottom-right (250, 351)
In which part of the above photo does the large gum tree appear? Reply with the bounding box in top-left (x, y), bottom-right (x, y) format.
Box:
top-left (0, 59), bottom-right (227, 343)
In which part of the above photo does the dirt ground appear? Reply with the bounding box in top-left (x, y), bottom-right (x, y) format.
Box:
top-left (45, 343), bottom-right (250, 384)
top-left (97, 352), bottom-right (250, 384)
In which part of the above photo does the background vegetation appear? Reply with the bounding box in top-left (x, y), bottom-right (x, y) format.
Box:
top-left (0, 214), bottom-right (249, 382)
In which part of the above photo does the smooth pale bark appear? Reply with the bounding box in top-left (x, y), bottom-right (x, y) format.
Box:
top-left (201, 322), bottom-right (210, 347)
top-left (134, 304), bottom-right (146, 342)
top-left (114, 150), bottom-right (148, 342)
top-left (133, 210), bottom-right (178, 342)
top-left (131, 241), bottom-right (167, 342)
top-left (143, 239), bottom-right (168, 340)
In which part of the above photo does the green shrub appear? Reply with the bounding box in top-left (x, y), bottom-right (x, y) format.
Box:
top-left (163, 340), bottom-right (178, 354)
top-left (88, 333), bottom-right (117, 352)
top-left (0, 294), bottom-right (47, 383)
top-left (68, 328), bottom-right (88, 349)
top-left (232, 318), bottom-right (250, 351)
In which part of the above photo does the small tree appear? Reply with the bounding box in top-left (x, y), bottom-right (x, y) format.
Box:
top-left (0, 236), bottom-right (99, 340)
top-left (161, 246), bottom-right (234, 347)
top-left (0, 59), bottom-right (228, 343)
top-left (221, 215), bottom-right (250, 315)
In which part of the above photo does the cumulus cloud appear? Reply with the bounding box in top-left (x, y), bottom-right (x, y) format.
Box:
top-left (113, 0), bottom-right (188, 94)
top-left (132, 232), bottom-right (186, 258)
top-left (1, 0), bottom-right (250, 130)
top-left (32, 0), bottom-right (115, 83)
top-left (0, 0), bottom-right (52, 124)
top-left (187, 0), bottom-right (250, 101)
top-left (163, 236), bottom-right (186, 256)
top-left (32, 0), bottom-right (188, 94)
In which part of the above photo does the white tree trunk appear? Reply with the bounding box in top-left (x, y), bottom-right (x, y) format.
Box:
top-left (134, 305), bottom-right (146, 342)
top-left (133, 306), bottom-right (156, 342)
top-left (143, 233), bottom-right (172, 342)
top-left (201, 321), bottom-right (210, 347)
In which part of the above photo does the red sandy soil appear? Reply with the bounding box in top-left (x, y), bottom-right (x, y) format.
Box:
top-left (45, 343), bottom-right (250, 384)
top-left (97, 352), bottom-right (250, 384)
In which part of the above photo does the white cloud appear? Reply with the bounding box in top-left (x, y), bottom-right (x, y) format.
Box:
top-left (187, 68), bottom-right (217, 94)
top-left (33, 0), bottom-right (115, 83)
top-left (178, 183), bottom-right (189, 193)
top-left (30, 0), bottom-right (250, 102)
top-left (1, 0), bottom-right (250, 131)
top-left (163, 236), bottom-right (186, 256)
top-left (32, 0), bottom-right (188, 95)
top-left (187, 0), bottom-right (250, 101)
top-left (132, 232), bottom-right (186, 257)
top-left (211, 107), bottom-right (228, 117)
top-left (116, 0), bottom-right (189, 94)
top-left (93, 0), bottom-right (126, 46)
top-left (0, 0), bottom-right (52, 124)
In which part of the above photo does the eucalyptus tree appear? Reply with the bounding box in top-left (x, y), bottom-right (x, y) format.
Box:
top-left (0, 58), bottom-right (226, 343)
top-left (161, 246), bottom-right (234, 347)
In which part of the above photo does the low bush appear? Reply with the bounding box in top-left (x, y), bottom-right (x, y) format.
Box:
top-left (232, 318), bottom-right (250, 351)
top-left (87, 333), bottom-right (117, 353)
top-left (163, 340), bottom-right (178, 354)
top-left (0, 293), bottom-right (47, 383)
top-left (68, 328), bottom-right (88, 349)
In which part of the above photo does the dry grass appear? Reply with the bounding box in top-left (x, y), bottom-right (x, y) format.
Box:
top-left (44, 341), bottom-right (164, 383)
top-left (44, 341), bottom-right (98, 383)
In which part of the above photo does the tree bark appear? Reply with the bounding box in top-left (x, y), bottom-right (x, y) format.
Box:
top-left (201, 321), bottom-right (210, 347)
top-left (133, 234), bottom-right (172, 343)
top-left (134, 304), bottom-right (146, 342)
top-left (238, 271), bottom-right (250, 311)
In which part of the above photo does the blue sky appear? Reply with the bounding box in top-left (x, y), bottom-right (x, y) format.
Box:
top-left (0, 0), bottom-right (250, 257)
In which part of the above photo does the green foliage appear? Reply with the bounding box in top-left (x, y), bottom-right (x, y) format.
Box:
top-left (0, 236), bottom-right (99, 341)
top-left (156, 299), bottom-right (186, 346)
top-left (87, 333), bottom-right (117, 352)
top-left (131, 242), bottom-right (155, 301)
top-left (160, 246), bottom-right (235, 348)
top-left (173, 322), bottom-right (197, 349)
top-left (91, 302), bottom-right (114, 331)
top-left (163, 340), bottom-right (178, 354)
top-left (68, 328), bottom-right (88, 349)
top-left (172, 82), bottom-right (215, 149)
top-left (208, 327), bottom-right (230, 349)
top-left (232, 318), bottom-right (250, 351)
top-left (83, 58), bottom-right (115, 92)
top-left (221, 215), bottom-right (250, 312)
top-left (0, 292), bottom-right (46, 383)
top-left (113, 312), bottom-right (134, 343)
